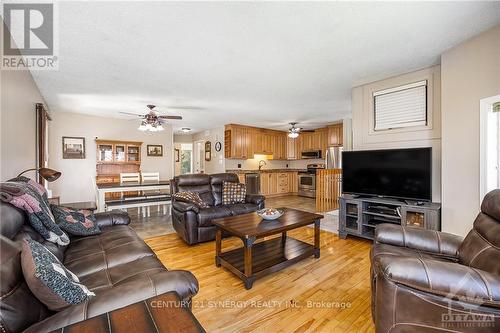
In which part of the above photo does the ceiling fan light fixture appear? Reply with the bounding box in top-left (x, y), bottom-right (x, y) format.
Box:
top-left (288, 131), bottom-right (299, 139)
top-left (157, 124), bottom-right (164, 131)
top-left (138, 122), bottom-right (147, 131)
top-left (181, 127), bottom-right (191, 133)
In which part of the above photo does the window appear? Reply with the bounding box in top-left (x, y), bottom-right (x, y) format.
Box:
top-left (480, 96), bottom-right (500, 201)
top-left (374, 80), bottom-right (427, 131)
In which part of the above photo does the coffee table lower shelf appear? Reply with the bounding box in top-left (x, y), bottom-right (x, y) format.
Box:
top-left (216, 237), bottom-right (317, 289)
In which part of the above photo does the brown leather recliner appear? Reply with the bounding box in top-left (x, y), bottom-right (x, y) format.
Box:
top-left (371, 189), bottom-right (500, 332)
top-left (171, 173), bottom-right (265, 245)
top-left (0, 201), bottom-right (199, 333)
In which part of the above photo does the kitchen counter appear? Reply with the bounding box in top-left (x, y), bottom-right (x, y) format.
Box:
top-left (226, 169), bottom-right (306, 174)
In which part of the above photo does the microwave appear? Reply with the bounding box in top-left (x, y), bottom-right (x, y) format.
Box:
top-left (301, 150), bottom-right (322, 159)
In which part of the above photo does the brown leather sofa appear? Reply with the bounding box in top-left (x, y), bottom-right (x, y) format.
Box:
top-left (371, 189), bottom-right (500, 332)
top-left (0, 201), bottom-right (199, 333)
top-left (171, 173), bottom-right (265, 245)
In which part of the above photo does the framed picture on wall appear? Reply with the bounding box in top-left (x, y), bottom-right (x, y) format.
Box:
top-left (147, 145), bottom-right (163, 157)
top-left (62, 137), bottom-right (85, 159)
top-left (174, 148), bottom-right (180, 162)
top-left (205, 141), bottom-right (211, 161)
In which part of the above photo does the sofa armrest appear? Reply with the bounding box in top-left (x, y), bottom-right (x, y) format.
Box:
top-left (375, 223), bottom-right (463, 258)
top-left (172, 201), bottom-right (200, 214)
top-left (245, 194), bottom-right (265, 206)
top-left (373, 255), bottom-right (500, 308)
top-left (94, 210), bottom-right (130, 228)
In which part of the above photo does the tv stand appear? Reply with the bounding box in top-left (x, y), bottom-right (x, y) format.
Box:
top-left (339, 195), bottom-right (441, 240)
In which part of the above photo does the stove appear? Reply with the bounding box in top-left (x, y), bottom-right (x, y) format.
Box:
top-left (298, 163), bottom-right (325, 198)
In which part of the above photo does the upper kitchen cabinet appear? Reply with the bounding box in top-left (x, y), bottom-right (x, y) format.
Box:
top-left (286, 137), bottom-right (298, 160)
top-left (225, 125), bottom-right (252, 159)
top-left (327, 124), bottom-right (343, 146)
top-left (225, 123), bottom-right (340, 159)
top-left (225, 124), bottom-right (286, 159)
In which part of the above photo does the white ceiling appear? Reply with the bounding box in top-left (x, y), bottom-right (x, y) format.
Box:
top-left (31, 1), bottom-right (500, 133)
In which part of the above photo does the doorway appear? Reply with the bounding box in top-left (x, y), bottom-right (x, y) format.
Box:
top-left (480, 95), bottom-right (500, 201)
top-left (193, 140), bottom-right (205, 174)
top-left (180, 143), bottom-right (193, 175)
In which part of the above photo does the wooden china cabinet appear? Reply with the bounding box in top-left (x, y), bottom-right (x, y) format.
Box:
top-left (95, 139), bottom-right (143, 199)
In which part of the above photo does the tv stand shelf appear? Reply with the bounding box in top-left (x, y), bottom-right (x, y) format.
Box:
top-left (339, 195), bottom-right (441, 240)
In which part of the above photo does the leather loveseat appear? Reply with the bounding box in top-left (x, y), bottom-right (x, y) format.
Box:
top-left (0, 201), bottom-right (199, 333)
top-left (370, 189), bottom-right (500, 332)
top-left (171, 173), bottom-right (265, 245)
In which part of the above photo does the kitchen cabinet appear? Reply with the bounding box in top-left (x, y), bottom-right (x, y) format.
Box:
top-left (225, 124), bottom-right (333, 160)
top-left (225, 126), bottom-right (252, 159)
top-left (237, 173), bottom-right (246, 184)
top-left (288, 172), bottom-right (298, 193)
top-left (286, 137), bottom-right (297, 159)
top-left (226, 125), bottom-right (286, 159)
top-left (327, 124), bottom-right (343, 146)
top-left (260, 173), bottom-right (270, 195)
top-left (255, 171), bottom-right (299, 197)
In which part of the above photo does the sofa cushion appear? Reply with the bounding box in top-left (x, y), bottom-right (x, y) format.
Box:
top-left (210, 173), bottom-right (239, 206)
top-left (63, 225), bottom-right (155, 278)
top-left (197, 206), bottom-right (232, 227)
top-left (0, 236), bottom-right (52, 333)
top-left (51, 205), bottom-right (101, 236)
top-left (23, 269), bottom-right (199, 333)
top-left (222, 181), bottom-right (246, 205)
top-left (21, 239), bottom-right (95, 311)
top-left (226, 203), bottom-right (260, 216)
top-left (371, 243), bottom-right (458, 263)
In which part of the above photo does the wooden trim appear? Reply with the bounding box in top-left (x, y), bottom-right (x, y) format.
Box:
top-left (316, 169), bottom-right (342, 212)
top-left (36, 103), bottom-right (50, 184)
top-left (95, 139), bottom-right (143, 145)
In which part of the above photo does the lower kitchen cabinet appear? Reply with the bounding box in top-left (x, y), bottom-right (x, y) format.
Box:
top-left (257, 171), bottom-right (299, 197)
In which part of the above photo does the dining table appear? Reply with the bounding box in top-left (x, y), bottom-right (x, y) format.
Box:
top-left (95, 180), bottom-right (170, 212)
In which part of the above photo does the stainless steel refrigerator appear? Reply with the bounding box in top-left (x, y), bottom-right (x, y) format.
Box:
top-left (325, 146), bottom-right (343, 169)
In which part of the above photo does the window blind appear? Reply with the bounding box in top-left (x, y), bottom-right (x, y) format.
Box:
top-left (374, 80), bottom-right (427, 131)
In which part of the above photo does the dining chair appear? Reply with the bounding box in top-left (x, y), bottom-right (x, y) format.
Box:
top-left (120, 172), bottom-right (140, 183)
top-left (141, 172), bottom-right (170, 217)
top-left (119, 172), bottom-right (143, 215)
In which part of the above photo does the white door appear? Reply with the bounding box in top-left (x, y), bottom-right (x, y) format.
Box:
top-left (193, 140), bottom-right (205, 174)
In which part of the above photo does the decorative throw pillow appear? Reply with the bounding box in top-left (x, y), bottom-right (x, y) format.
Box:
top-left (222, 181), bottom-right (246, 205)
top-left (173, 191), bottom-right (209, 208)
top-left (1, 177), bottom-right (69, 245)
top-left (21, 238), bottom-right (95, 311)
top-left (50, 205), bottom-right (101, 236)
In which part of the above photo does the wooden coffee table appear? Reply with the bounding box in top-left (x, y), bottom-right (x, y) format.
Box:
top-left (212, 208), bottom-right (324, 289)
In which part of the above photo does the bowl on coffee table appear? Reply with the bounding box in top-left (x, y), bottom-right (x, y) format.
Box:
top-left (256, 208), bottom-right (284, 220)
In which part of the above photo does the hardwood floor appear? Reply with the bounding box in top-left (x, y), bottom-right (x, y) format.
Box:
top-left (145, 227), bottom-right (374, 333)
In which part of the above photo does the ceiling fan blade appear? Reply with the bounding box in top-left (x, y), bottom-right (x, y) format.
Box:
top-left (158, 115), bottom-right (183, 120)
top-left (119, 111), bottom-right (144, 117)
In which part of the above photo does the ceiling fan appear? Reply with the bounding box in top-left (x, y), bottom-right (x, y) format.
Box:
top-left (119, 105), bottom-right (182, 132)
top-left (288, 122), bottom-right (301, 138)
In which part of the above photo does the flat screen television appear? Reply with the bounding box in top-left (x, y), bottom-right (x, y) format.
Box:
top-left (342, 147), bottom-right (432, 201)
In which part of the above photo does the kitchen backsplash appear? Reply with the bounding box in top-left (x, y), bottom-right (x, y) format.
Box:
top-left (225, 158), bottom-right (324, 170)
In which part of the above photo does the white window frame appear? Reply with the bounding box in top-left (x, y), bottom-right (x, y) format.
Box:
top-left (373, 80), bottom-right (428, 131)
top-left (480, 95), bottom-right (500, 202)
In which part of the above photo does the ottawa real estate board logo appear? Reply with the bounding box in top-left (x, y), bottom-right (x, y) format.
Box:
top-left (2, 2), bottom-right (58, 70)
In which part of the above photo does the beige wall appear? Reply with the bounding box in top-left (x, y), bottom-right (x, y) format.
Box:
top-left (441, 25), bottom-right (500, 237)
top-left (48, 112), bottom-right (174, 203)
top-left (352, 65), bottom-right (442, 201)
top-left (1, 69), bottom-right (46, 181)
top-left (193, 127), bottom-right (225, 174)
